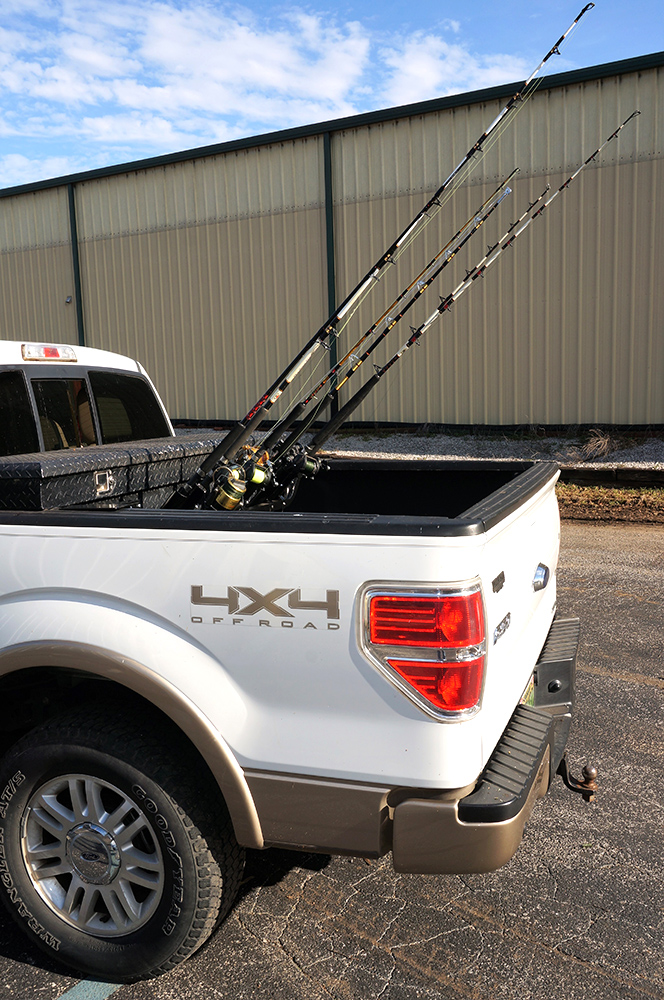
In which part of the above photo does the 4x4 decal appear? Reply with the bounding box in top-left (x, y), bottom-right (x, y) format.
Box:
top-left (190, 585), bottom-right (340, 630)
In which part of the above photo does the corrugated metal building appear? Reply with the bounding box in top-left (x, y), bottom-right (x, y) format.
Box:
top-left (0, 52), bottom-right (662, 426)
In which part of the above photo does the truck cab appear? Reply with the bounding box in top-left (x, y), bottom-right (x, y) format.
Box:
top-left (0, 340), bottom-right (174, 457)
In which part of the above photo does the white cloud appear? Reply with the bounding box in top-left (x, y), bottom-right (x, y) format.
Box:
top-left (78, 110), bottom-right (239, 149)
top-left (136, 5), bottom-right (369, 104)
top-left (0, 1), bottom-right (535, 182)
top-left (60, 32), bottom-right (141, 78)
top-left (380, 33), bottom-right (530, 106)
top-left (0, 152), bottom-right (85, 186)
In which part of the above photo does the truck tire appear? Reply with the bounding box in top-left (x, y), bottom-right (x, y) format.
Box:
top-left (0, 706), bottom-right (245, 981)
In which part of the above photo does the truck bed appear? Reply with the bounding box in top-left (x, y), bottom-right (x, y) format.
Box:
top-left (0, 434), bottom-right (562, 801)
top-left (0, 430), bottom-right (558, 538)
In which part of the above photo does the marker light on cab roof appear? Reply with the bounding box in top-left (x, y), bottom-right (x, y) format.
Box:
top-left (21, 343), bottom-right (77, 362)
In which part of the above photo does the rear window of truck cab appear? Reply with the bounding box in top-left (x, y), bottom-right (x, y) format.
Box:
top-left (0, 370), bottom-right (40, 455)
top-left (88, 371), bottom-right (171, 444)
top-left (0, 367), bottom-right (171, 456)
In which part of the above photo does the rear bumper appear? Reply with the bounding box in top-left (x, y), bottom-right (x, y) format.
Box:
top-left (391, 616), bottom-right (579, 874)
top-left (392, 704), bottom-right (553, 873)
top-left (245, 616), bottom-right (580, 874)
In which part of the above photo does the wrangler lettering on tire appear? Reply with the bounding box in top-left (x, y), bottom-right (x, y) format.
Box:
top-left (0, 706), bottom-right (245, 982)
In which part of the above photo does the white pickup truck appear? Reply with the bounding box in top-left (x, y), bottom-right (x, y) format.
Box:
top-left (0, 340), bottom-right (587, 981)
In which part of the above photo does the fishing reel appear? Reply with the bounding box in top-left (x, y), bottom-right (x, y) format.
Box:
top-left (211, 446), bottom-right (271, 510)
top-left (284, 444), bottom-right (322, 479)
top-left (268, 444), bottom-right (321, 493)
top-left (211, 464), bottom-right (246, 510)
top-left (238, 444), bottom-right (324, 511)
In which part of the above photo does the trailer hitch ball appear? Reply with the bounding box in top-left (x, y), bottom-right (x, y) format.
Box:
top-left (557, 755), bottom-right (598, 803)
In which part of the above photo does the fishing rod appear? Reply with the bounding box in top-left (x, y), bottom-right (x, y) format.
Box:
top-left (264, 171), bottom-right (519, 464)
top-left (261, 169), bottom-right (519, 459)
top-left (189, 175), bottom-right (515, 512)
top-left (248, 182), bottom-right (550, 500)
top-left (244, 2), bottom-right (594, 420)
top-left (250, 110), bottom-right (639, 507)
top-left (201, 180), bottom-right (516, 512)
top-left (189, 179), bottom-right (516, 510)
top-left (163, 4), bottom-right (594, 511)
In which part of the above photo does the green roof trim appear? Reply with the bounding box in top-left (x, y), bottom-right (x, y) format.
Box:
top-left (1, 50), bottom-right (662, 200)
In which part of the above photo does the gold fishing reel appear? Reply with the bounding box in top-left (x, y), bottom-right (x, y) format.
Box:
top-left (212, 446), bottom-right (271, 510)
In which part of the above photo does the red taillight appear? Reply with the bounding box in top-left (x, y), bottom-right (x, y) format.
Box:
top-left (369, 593), bottom-right (484, 647)
top-left (365, 588), bottom-right (486, 716)
top-left (386, 658), bottom-right (484, 712)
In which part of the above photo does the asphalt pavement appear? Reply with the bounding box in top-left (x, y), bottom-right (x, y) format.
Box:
top-left (0, 521), bottom-right (662, 1000)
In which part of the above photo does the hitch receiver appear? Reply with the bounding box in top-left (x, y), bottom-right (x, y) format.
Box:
top-left (557, 755), bottom-right (598, 803)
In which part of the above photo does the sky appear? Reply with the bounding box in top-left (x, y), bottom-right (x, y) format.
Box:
top-left (0, 0), bottom-right (662, 189)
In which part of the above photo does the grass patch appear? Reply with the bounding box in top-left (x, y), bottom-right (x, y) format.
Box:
top-left (556, 482), bottom-right (664, 522)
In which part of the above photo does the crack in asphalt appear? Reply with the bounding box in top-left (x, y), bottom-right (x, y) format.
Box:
top-left (375, 898), bottom-right (408, 945)
top-left (450, 899), bottom-right (664, 998)
top-left (236, 853), bottom-right (662, 1000)
top-left (236, 902), bottom-right (339, 1000)
top-left (579, 662), bottom-right (664, 691)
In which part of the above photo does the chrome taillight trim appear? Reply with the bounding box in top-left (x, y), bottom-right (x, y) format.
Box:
top-left (358, 581), bottom-right (487, 723)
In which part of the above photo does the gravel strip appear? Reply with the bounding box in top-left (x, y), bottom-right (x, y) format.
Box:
top-left (177, 425), bottom-right (664, 471)
top-left (321, 431), bottom-right (664, 469)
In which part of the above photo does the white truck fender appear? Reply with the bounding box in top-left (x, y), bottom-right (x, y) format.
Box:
top-left (0, 589), bottom-right (264, 849)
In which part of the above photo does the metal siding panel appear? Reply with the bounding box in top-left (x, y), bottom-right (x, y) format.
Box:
top-left (328, 70), bottom-right (663, 425)
top-left (0, 186), bottom-right (77, 342)
top-left (0, 187), bottom-right (70, 253)
top-left (79, 206), bottom-right (327, 422)
top-left (76, 139), bottom-right (323, 240)
top-left (0, 245), bottom-right (78, 342)
top-left (331, 159), bottom-right (663, 425)
top-left (74, 136), bottom-right (327, 421)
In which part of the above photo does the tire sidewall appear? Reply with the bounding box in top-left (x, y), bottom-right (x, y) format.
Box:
top-left (0, 739), bottom-right (208, 980)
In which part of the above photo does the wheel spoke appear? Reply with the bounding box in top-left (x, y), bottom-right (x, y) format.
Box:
top-left (62, 874), bottom-right (85, 917)
top-left (24, 840), bottom-right (66, 861)
top-left (33, 791), bottom-right (74, 832)
top-left (116, 879), bottom-right (142, 919)
top-left (121, 845), bottom-right (161, 872)
top-left (115, 814), bottom-right (148, 847)
top-left (101, 884), bottom-right (138, 927)
top-left (68, 778), bottom-right (88, 823)
top-left (105, 798), bottom-right (139, 836)
top-left (121, 865), bottom-right (160, 890)
top-left (31, 808), bottom-right (66, 839)
top-left (79, 885), bottom-right (103, 927)
top-left (85, 779), bottom-right (107, 825)
top-left (28, 856), bottom-right (70, 880)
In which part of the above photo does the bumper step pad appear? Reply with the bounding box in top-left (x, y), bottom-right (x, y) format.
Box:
top-left (458, 704), bottom-right (553, 823)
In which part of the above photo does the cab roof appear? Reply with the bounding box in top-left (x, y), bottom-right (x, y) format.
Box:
top-left (0, 340), bottom-right (142, 372)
